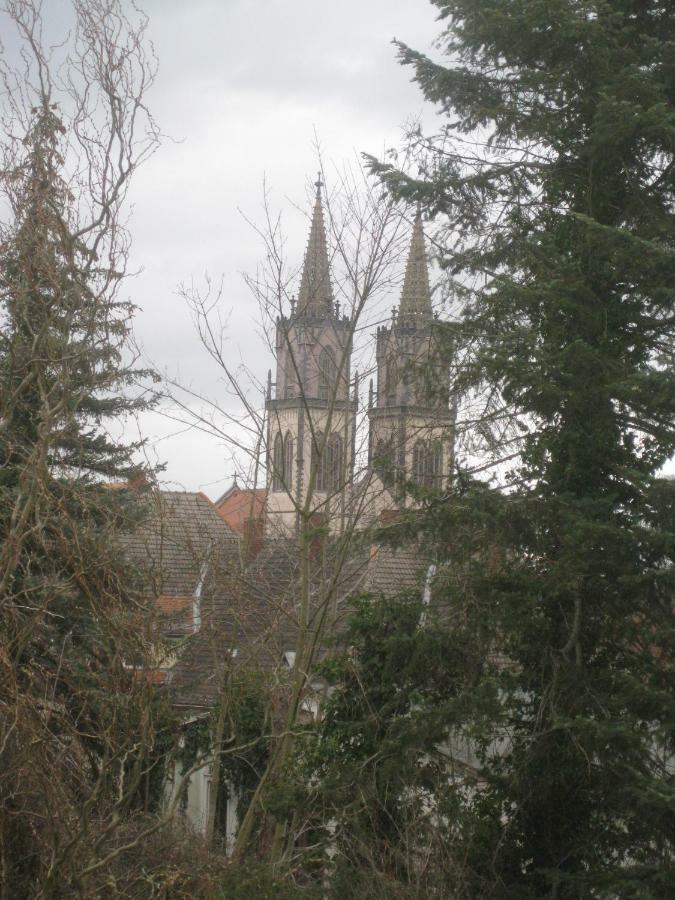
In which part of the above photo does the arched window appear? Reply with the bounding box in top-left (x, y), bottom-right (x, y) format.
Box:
top-left (313, 431), bottom-right (343, 494)
top-left (374, 437), bottom-right (391, 467)
top-left (412, 439), bottom-right (427, 486)
top-left (318, 346), bottom-right (336, 400)
top-left (428, 441), bottom-right (443, 489)
top-left (326, 432), bottom-right (343, 494)
top-left (373, 437), bottom-right (394, 486)
top-left (385, 359), bottom-right (398, 405)
top-left (313, 431), bottom-right (325, 491)
top-left (272, 432), bottom-right (284, 492)
top-left (412, 439), bottom-right (443, 489)
top-left (284, 432), bottom-right (294, 489)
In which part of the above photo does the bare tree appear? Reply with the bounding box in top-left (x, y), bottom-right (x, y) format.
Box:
top-left (0, 2), bottom-right (218, 895)
top-left (164, 162), bottom-right (456, 864)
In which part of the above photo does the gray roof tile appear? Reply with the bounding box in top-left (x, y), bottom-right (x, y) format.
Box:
top-left (169, 534), bottom-right (430, 709)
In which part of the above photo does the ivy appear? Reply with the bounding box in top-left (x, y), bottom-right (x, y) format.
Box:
top-left (176, 671), bottom-right (272, 833)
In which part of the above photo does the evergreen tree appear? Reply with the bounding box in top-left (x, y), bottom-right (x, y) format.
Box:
top-left (301, 594), bottom-right (484, 898)
top-left (365, 2), bottom-right (674, 896)
top-left (0, 106), bottom-right (147, 482)
top-left (0, 102), bottom-right (163, 898)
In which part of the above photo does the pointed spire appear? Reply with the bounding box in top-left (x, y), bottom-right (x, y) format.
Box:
top-left (296, 174), bottom-right (334, 318)
top-left (398, 206), bottom-right (432, 322)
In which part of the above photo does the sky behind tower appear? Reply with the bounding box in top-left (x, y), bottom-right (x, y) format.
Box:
top-left (124, 0), bottom-right (441, 497)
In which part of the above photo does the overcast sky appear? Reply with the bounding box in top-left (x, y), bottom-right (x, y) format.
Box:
top-left (120, 0), bottom-right (441, 498)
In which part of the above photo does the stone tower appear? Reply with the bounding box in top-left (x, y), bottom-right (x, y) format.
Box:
top-left (368, 210), bottom-right (454, 500)
top-left (265, 179), bottom-right (357, 535)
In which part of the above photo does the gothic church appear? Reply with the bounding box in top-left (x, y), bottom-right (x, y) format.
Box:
top-left (147, 180), bottom-right (456, 840)
top-left (263, 179), bottom-right (454, 536)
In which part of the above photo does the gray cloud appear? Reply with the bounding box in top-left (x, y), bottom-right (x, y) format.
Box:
top-left (4, 0), bottom-right (441, 496)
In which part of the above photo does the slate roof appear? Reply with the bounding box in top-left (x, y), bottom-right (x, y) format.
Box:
top-left (169, 533), bottom-right (429, 709)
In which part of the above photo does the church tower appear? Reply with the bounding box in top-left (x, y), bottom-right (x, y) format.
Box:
top-left (368, 210), bottom-right (454, 500)
top-left (265, 179), bottom-right (357, 535)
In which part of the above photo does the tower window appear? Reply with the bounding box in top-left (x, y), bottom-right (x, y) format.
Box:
top-left (326, 432), bottom-right (343, 494)
top-left (272, 431), bottom-right (294, 493)
top-left (313, 430), bottom-right (343, 494)
top-left (428, 441), bottom-right (442, 489)
top-left (412, 439), bottom-right (443, 489)
top-left (312, 431), bottom-right (325, 491)
top-left (374, 437), bottom-right (395, 486)
top-left (412, 439), bottom-right (427, 486)
top-left (284, 432), bottom-right (294, 489)
top-left (318, 346), bottom-right (336, 400)
top-left (385, 358), bottom-right (398, 405)
top-left (272, 432), bottom-right (284, 492)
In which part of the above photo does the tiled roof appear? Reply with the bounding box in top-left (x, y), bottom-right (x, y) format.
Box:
top-left (169, 534), bottom-right (428, 710)
top-left (156, 595), bottom-right (194, 636)
top-left (363, 542), bottom-right (427, 595)
top-left (215, 485), bottom-right (266, 534)
top-left (121, 490), bottom-right (240, 599)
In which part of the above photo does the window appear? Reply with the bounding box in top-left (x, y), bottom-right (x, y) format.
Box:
top-left (326, 432), bottom-right (343, 494)
top-left (284, 432), bottom-right (294, 488)
top-left (272, 432), bottom-right (284, 492)
top-left (412, 439), bottom-right (427, 486)
top-left (374, 437), bottom-right (394, 485)
top-left (385, 359), bottom-right (398, 405)
top-left (428, 441), bottom-right (443, 489)
top-left (313, 430), bottom-right (343, 494)
top-left (318, 346), bottom-right (336, 400)
top-left (374, 438), bottom-right (391, 467)
top-left (272, 431), bottom-right (294, 493)
top-left (412, 439), bottom-right (443, 488)
top-left (313, 431), bottom-right (325, 492)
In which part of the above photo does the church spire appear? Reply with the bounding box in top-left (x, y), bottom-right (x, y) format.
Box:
top-left (296, 174), bottom-right (334, 318)
top-left (398, 207), bottom-right (432, 322)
